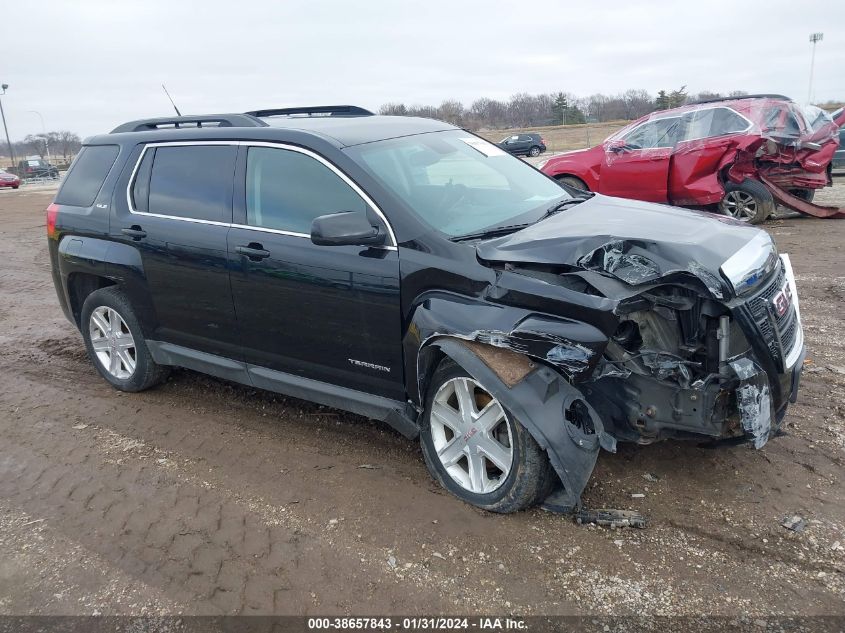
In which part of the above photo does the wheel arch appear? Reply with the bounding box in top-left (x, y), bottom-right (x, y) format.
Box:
top-left (425, 336), bottom-right (614, 512)
top-left (56, 235), bottom-right (155, 334)
top-left (67, 272), bottom-right (117, 327)
top-left (553, 173), bottom-right (590, 191)
top-left (542, 155), bottom-right (601, 190)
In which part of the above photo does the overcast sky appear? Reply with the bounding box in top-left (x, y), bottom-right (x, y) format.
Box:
top-left (1, 0), bottom-right (842, 139)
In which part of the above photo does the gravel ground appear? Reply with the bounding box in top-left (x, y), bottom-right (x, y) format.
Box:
top-left (0, 179), bottom-right (843, 616)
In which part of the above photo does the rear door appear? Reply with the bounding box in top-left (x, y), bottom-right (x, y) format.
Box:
top-left (227, 143), bottom-right (404, 400)
top-left (599, 116), bottom-right (680, 202)
top-left (111, 142), bottom-right (240, 358)
top-left (516, 134), bottom-right (532, 154)
top-left (669, 107), bottom-right (753, 205)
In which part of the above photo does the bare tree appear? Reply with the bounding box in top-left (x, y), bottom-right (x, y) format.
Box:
top-left (436, 100), bottom-right (464, 127)
top-left (379, 103), bottom-right (408, 116)
top-left (51, 132), bottom-right (79, 162)
top-left (376, 85), bottom-right (778, 131)
top-left (23, 134), bottom-right (48, 159)
top-left (622, 89), bottom-right (654, 119)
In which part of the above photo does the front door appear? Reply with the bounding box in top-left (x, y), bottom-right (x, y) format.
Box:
top-left (227, 144), bottom-right (404, 400)
top-left (599, 116), bottom-right (680, 202)
top-left (111, 142), bottom-right (240, 358)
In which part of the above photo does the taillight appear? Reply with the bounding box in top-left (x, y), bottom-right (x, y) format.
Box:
top-left (46, 203), bottom-right (59, 240)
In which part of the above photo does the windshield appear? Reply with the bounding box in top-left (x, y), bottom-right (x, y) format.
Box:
top-left (345, 130), bottom-right (568, 237)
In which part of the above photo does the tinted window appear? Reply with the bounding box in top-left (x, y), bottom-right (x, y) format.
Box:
top-left (131, 148), bottom-right (155, 213)
top-left (147, 145), bottom-right (237, 222)
top-left (245, 147), bottom-right (367, 234)
top-left (55, 145), bottom-right (119, 207)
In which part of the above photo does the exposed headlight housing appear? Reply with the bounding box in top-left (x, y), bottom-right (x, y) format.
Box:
top-left (720, 232), bottom-right (778, 296)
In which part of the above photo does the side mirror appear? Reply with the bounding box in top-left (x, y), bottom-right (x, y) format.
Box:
top-left (311, 211), bottom-right (386, 247)
top-left (607, 139), bottom-right (628, 152)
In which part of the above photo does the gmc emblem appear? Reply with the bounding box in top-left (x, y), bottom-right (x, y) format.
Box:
top-left (772, 283), bottom-right (792, 317)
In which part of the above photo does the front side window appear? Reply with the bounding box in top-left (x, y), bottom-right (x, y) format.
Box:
top-left (245, 146), bottom-right (368, 234)
top-left (621, 117), bottom-right (680, 149)
top-left (346, 131), bottom-right (567, 238)
top-left (144, 145), bottom-right (237, 222)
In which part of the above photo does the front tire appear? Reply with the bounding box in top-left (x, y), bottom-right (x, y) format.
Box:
top-left (556, 175), bottom-right (589, 192)
top-left (719, 179), bottom-right (774, 224)
top-left (81, 287), bottom-right (169, 392)
top-left (420, 361), bottom-right (554, 513)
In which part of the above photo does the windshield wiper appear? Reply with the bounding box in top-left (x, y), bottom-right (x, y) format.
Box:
top-left (450, 223), bottom-right (531, 242)
top-left (536, 196), bottom-right (589, 222)
top-left (451, 196), bottom-right (593, 242)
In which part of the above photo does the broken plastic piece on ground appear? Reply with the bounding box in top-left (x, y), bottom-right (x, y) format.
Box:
top-left (573, 508), bottom-right (647, 529)
top-left (781, 514), bottom-right (807, 532)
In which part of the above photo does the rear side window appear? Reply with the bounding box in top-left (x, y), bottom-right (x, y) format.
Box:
top-left (245, 146), bottom-right (367, 234)
top-left (683, 107), bottom-right (749, 140)
top-left (144, 145), bottom-right (237, 222)
top-left (55, 145), bottom-right (119, 207)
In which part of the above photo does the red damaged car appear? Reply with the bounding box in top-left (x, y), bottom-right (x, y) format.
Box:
top-left (540, 95), bottom-right (841, 224)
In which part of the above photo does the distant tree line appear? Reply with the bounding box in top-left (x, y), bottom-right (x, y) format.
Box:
top-left (380, 87), bottom-right (751, 130)
top-left (5, 131), bottom-right (82, 164)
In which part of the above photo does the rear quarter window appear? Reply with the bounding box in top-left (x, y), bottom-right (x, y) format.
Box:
top-left (55, 145), bottom-right (120, 207)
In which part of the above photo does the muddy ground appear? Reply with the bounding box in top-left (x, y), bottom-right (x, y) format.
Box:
top-left (0, 181), bottom-right (843, 616)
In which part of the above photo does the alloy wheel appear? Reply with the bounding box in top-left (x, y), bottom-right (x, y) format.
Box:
top-left (721, 190), bottom-right (758, 222)
top-left (89, 306), bottom-right (136, 379)
top-left (429, 377), bottom-right (514, 494)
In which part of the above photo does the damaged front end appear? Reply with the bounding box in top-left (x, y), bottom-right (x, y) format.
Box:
top-left (566, 232), bottom-right (803, 451)
top-left (410, 212), bottom-right (805, 511)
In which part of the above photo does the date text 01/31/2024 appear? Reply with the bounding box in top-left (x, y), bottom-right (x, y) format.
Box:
top-left (306, 617), bottom-right (528, 630)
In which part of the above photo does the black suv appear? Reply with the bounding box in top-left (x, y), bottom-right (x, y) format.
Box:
top-left (19, 157), bottom-right (59, 179)
top-left (48, 105), bottom-right (805, 513)
top-left (497, 133), bottom-right (546, 157)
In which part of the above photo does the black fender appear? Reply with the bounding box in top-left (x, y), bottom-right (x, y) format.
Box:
top-left (55, 235), bottom-right (154, 334)
top-left (430, 337), bottom-right (615, 512)
top-left (405, 292), bottom-right (611, 408)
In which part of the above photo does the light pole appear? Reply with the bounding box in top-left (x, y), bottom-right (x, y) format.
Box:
top-left (808, 32), bottom-right (823, 105)
top-left (28, 110), bottom-right (51, 164)
top-left (0, 84), bottom-right (14, 170)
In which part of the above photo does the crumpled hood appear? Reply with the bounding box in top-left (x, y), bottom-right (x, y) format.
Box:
top-left (476, 194), bottom-right (765, 298)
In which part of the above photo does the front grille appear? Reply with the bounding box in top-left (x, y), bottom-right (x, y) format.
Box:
top-left (742, 260), bottom-right (799, 370)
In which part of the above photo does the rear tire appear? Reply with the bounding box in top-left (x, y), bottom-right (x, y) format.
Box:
top-left (556, 175), bottom-right (589, 192)
top-left (719, 179), bottom-right (774, 224)
top-left (80, 287), bottom-right (170, 392)
top-left (528, 146), bottom-right (541, 157)
top-left (420, 361), bottom-right (555, 513)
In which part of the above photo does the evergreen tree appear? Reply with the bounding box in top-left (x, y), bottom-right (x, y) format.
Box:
top-left (553, 92), bottom-right (569, 125)
top-left (668, 85), bottom-right (688, 108)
